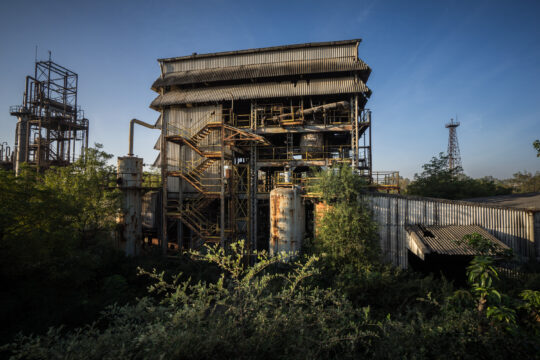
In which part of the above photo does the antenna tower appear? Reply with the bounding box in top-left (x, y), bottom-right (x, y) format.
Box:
top-left (445, 118), bottom-right (462, 171)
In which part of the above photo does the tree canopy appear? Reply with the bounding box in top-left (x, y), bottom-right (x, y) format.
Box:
top-left (407, 153), bottom-right (512, 199)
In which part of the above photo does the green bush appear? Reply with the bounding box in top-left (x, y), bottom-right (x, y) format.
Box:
top-left (4, 241), bottom-right (540, 360)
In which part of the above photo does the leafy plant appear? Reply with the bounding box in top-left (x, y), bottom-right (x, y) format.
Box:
top-left (407, 153), bottom-right (512, 199)
top-left (308, 164), bottom-right (380, 274)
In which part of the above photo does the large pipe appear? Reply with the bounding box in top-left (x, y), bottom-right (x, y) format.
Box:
top-left (129, 118), bottom-right (158, 156)
top-left (268, 100), bottom-right (349, 122)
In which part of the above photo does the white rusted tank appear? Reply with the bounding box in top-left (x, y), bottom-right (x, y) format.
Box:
top-left (300, 133), bottom-right (323, 159)
top-left (270, 186), bottom-right (305, 257)
top-left (117, 156), bottom-right (143, 256)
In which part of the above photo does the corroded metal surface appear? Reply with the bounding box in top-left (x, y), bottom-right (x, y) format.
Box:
top-left (270, 186), bottom-right (305, 256)
top-left (118, 156), bottom-right (143, 256)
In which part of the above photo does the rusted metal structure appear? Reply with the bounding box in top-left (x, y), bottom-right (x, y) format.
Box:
top-left (117, 156), bottom-right (143, 256)
top-left (0, 142), bottom-right (13, 170)
top-left (10, 58), bottom-right (89, 174)
top-left (269, 186), bottom-right (305, 255)
top-left (151, 39), bottom-right (373, 252)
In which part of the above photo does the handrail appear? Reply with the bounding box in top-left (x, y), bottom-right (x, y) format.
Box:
top-left (166, 110), bottom-right (219, 139)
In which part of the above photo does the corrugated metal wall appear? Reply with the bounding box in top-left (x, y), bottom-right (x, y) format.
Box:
top-left (163, 43), bottom-right (358, 73)
top-left (151, 77), bottom-right (369, 108)
top-left (156, 58), bottom-right (369, 87)
top-left (163, 105), bottom-right (221, 193)
top-left (365, 193), bottom-right (538, 268)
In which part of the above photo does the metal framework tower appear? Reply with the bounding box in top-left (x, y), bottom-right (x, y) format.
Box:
top-left (10, 58), bottom-right (89, 174)
top-left (445, 118), bottom-right (462, 171)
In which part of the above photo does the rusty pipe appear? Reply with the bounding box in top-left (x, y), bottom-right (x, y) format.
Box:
top-left (129, 118), bottom-right (158, 156)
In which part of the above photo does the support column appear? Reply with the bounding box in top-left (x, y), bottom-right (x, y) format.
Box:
top-left (220, 122), bottom-right (226, 247)
top-left (161, 111), bottom-right (168, 255)
top-left (14, 116), bottom-right (28, 175)
top-left (249, 144), bottom-right (258, 252)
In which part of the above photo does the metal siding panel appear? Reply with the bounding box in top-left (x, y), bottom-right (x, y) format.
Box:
top-left (151, 77), bottom-right (370, 107)
top-left (156, 58), bottom-right (370, 87)
top-left (163, 43), bottom-right (358, 73)
top-left (533, 211), bottom-right (540, 261)
top-left (364, 194), bottom-right (536, 268)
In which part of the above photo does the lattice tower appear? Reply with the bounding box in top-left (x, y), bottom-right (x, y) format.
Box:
top-left (445, 118), bottom-right (462, 171)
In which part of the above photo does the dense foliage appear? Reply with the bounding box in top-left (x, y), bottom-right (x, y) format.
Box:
top-left (308, 165), bottom-right (380, 272)
top-left (2, 162), bottom-right (539, 359)
top-left (504, 170), bottom-right (540, 193)
top-left (407, 153), bottom-right (512, 199)
top-left (0, 145), bottom-right (141, 340)
top-left (3, 240), bottom-right (540, 359)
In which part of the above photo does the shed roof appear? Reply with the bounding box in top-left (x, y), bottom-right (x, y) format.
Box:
top-left (150, 77), bottom-right (370, 108)
top-left (406, 224), bottom-right (510, 258)
top-left (465, 193), bottom-right (540, 211)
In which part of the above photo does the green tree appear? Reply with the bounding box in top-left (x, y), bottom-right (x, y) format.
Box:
top-left (309, 164), bottom-right (380, 273)
top-left (504, 171), bottom-right (540, 193)
top-left (0, 144), bottom-right (125, 340)
top-left (407, 153), bottom-right (511, 199)
top-left (533, 139), bottom-right (540, 157)
top-left (41, 144), bottom-right (120, 243)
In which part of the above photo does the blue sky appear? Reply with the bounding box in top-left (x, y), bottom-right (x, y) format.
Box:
top-left (0, 0), bottom-right (539, 179)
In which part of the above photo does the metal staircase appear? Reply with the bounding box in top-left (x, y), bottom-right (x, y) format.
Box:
top-left (167, 196), bottom-right (219, 244)
top-left (165, 109), bottom-right (270, 247)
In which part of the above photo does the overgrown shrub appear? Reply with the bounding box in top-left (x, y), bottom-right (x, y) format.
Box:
top-left (3, 241), bottom-right (540, 360)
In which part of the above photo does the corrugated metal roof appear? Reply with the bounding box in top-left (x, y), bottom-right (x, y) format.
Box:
top-left (153, 58), bottom-right (370, 89)
top-left (466, 193), bottom-right (540, 211)
top-left (405, 224), bottom-right (510, 256)
top-left (151, 77), bottom-right (370, 108)
top-left (161, 41), bottom-right (360, 73)
top-left (159, 39), bottom-right (361, 63)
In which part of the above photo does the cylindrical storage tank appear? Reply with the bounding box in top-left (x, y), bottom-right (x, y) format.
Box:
top-left (300, 133), bottom-right (323, 159)
top-left (117, 156), bottom-right (143, 256)
top-left (270, 186), bottom-right (305, 257)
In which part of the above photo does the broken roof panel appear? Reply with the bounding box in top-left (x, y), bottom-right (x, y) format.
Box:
top-left (406, 224), bottom-right (510, 258)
